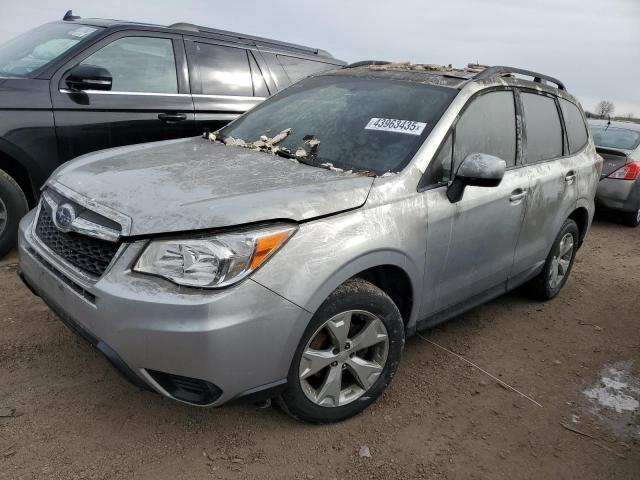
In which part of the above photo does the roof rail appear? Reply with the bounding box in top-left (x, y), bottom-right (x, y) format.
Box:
top-left (345, 60), bottom-right (391, 68)
top-left (167, 22), bottom-right (330, 57)
top-left (475, 66), bottom-right (566, 91)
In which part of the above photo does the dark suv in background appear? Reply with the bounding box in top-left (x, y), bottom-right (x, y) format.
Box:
top-left (0, 11), bottom-right (345, 256)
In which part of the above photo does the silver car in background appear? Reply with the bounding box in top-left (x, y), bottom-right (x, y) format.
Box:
top-left (589, 120), bottom-right (640, 226)
top-left (18, 63), bottom-right (600, 423)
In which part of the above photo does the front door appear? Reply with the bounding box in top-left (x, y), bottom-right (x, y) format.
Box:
top-left (50, 32), bottom-right (195, 162)
top-left (420, 89), bottom-right (529, 318)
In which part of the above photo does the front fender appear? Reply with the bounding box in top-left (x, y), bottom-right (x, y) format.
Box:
top-left (251, 198), bottom-right (427, 330)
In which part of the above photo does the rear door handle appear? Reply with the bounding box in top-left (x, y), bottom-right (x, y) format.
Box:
top-left (565, 171), bottom-right (577, 183)
top-left (158, 113), bottom-right (187, 123)
top-left (509, 188), bottom-right (527, 203)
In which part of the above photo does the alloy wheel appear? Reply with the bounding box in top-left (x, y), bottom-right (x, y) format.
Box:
top-left (548, 232), bottom-right (574, 289)
top-left (298, 310), bottom-right (389, 407)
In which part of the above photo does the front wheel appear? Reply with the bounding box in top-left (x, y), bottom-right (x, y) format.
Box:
top-left (0, 169), bottom-right (28, 258)
top-left (527, 219), bottom-right (579, 300)
top-left (279, 278), bottom-right (404, 423)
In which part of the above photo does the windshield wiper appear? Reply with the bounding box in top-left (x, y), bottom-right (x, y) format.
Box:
top-left (275, 148), bottom-right (320, 167)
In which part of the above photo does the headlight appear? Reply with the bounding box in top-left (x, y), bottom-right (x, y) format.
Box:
top-left (133, 224), bottom-right (296, 288)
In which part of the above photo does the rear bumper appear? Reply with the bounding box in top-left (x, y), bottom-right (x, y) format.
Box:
top-left (18, 210), bottom-right (311, 406)
top-left (596, 178), bottom-right (640, 213)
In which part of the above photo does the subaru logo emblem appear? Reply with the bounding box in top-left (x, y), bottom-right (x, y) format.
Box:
top-left (54, 203), bottom-right (76, 232)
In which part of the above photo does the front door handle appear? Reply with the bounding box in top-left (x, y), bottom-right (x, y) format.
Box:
top-left (565, 171), bottom-right (577, 183)
top-left (158, 113), bottom-right (187, 123)
top-left (509, 188), bottom-right (527, 203)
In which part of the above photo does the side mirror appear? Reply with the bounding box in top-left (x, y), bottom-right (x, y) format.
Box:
top-left (65, 65), bottom-right (112, 91)
top-left (446, 153), bottom-right (506, 203)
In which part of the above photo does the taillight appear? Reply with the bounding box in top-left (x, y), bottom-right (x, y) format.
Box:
top-left (595, 153), bottom-right (604, 176)
top-left (607, 160), bottom-right (640, 180)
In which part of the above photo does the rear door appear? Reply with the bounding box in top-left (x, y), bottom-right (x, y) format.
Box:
top-left (511, 91), bottom-right (581, 284)
top-left (420, 89), bottom-right (529, 317)
top-left (185, 39), bottom-right (270, 133)
top-left (51, 31), bottom-right (195, 162)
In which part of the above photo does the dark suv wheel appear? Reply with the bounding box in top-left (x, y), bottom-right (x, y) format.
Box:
top-left (0, 169), bottom-right (28, 258)
top-left (279, 278), bottom-right (405, 423)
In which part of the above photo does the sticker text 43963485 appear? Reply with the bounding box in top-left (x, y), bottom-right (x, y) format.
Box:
top-left (364, 118), bottom-right (427, 136)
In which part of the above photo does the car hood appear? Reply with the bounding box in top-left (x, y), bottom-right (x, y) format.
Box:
top-left (49, 137), bottom-right (374, 236)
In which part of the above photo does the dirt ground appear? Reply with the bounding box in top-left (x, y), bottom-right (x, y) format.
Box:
top-left (0, 216), bottom-right (638, 480)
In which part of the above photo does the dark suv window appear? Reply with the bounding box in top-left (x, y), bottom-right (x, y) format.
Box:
top-left (192, 43), bottom-right (253, 96)
top-left (559, 99), bottom-right (588, 154)
top-left (277, 55), bottom-right (335, 83)
top-left (521, 92), bottom-right (563, 162)
top-left (81, 37), bottom-right (178, 94)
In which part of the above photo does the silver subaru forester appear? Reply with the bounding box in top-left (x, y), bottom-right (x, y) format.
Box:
top-left (18, 63), bottom-right (601, 423)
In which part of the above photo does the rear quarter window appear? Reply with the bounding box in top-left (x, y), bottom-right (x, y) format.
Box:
top-left (521, 92), bottom-right (563, 162)
top-left (277, 55), bottom-right (335, 83)
top-left (560, 99), bottom-right (589, 154)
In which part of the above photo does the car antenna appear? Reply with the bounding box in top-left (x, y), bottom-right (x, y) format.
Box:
top-left (63, 10), bottom-right (80, 21)
top-left (605, 114), bottom-right (611, 131)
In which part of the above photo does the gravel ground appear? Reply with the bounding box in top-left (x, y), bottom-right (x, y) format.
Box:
top-left (0, 216), bottom-right (638, 479)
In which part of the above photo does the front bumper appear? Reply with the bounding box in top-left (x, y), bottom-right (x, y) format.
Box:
top-left (596, 177), bottom-right (640, 213)
top-left (18, 210), bottom-right (311, 406)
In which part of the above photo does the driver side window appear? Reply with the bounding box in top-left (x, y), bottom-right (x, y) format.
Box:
top-left (80, 37), bottom-right (178, 94)
top-left (424, 90), bottom-right (517, 187)
top-left (453, 90), bottom-right (517, 171)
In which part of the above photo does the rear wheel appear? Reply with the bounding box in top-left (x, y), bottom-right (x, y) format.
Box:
top-left (0, 169), bottom-right (28, 258)
top-left (527, 219), bottom-right (579, 300)
top-left (279, 278), bottom-right (404, 423)
top-left (621, 207), bottom-right (640, 227)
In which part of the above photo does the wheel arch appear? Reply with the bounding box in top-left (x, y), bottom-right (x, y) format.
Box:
top-left (0, 145), bottom-right (37, 207)
top-left (568, 203), bottom-right (591, 246)
top-left (302, 250), bottom-right (421, 332)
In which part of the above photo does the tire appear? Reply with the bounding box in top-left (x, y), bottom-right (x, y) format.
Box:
top-left (527, 219), bottom-right (579, 300)
top-left (0, 169), bottom-right (28, 258)
top-left (621, 207), bottom-right (640, 228)
top-left (278, 278), bottom-right (405, 423)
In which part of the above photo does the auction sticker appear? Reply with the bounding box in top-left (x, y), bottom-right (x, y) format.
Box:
top-left (365, 118), bottom-right (427, 136)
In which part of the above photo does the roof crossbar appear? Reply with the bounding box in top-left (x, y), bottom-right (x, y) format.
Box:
top-left (475, 66), bottom-right (566, 91)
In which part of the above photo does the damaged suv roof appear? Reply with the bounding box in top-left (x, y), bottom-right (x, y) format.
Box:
top-left (333, 62), bottom-right (574, 100)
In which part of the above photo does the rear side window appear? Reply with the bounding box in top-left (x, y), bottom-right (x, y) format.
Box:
top-left (453, 90), bottom-right (517, 172)
top-left (81, 37), bottom-right (177, 93)
top-left (192, 43), bottom-right (253, 96)
top-left (521, 92), bottom-right (563, 162)
top-left (560, 99), bottom-right (588, 154)
top-left (277, 55), bottom-right (335, 83)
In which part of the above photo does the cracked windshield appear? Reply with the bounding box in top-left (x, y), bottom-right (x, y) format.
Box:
top-left (217, 74), bottom-right (456, 174)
